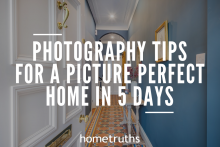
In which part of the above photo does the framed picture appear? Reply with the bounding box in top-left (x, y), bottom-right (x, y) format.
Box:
top-left (155, 20), bottom-right (169, 63)
top-left (136, 46), bottom-right (141, 65)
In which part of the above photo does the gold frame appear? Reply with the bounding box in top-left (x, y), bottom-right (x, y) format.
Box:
top-left (136, 46), bottom-right (140, 65)
top-left (155, 20), bottom-right (169, 63)
top-left (122, 51), bottom-right (126, 86)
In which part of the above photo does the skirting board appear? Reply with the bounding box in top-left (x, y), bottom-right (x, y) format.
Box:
top-left (86, 110), bottom-right (93, 128)
top-left (131, 109), bottom-right (153, 147)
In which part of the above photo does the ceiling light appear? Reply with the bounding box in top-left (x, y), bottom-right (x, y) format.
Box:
top-left (110, 14), bottom-right (115, 19)
top-left (111, 36), bottom-right (114, 39)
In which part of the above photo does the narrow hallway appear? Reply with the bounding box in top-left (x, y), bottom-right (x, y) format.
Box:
top-left (85, 96), bottom-right (145, 147)
top-left (0, 0), bottom-right (217, 147)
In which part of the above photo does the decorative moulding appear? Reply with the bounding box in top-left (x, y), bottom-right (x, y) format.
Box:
top-left (63, 78), bottom-right (82, 124)
top-left (11, 83), bottom-right (57, 147)
top-left (62, 0), bottom-right (82, 68)
top-left (10, 0), bottom-right (57, 67)
top-left (66, 131), bottom-right (82, 147)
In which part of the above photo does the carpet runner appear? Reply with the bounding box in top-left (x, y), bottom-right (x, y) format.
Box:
top-left (85, 95), bottom-right (145, 147)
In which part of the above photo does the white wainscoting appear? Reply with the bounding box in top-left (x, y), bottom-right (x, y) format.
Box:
top-left (10, 0), bottom-right (57, 67)
top-left (63, 79), bottom-right (82, 124)
top-left (11, 83), bottom-right (57, 147)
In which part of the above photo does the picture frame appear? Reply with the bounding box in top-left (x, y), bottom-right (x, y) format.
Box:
top-left (155, 20), bottom-right (169, 63)
top-left (136, 46), bottom-right (141, 65)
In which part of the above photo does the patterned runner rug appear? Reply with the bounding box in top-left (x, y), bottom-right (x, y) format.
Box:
top-left (85, 95), bottom-right (146, 147)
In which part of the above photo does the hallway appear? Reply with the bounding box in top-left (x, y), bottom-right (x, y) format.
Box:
top-left (1, 0), bottom-right (218, 147)
top-left (86, 96), bottom-right (145, 147)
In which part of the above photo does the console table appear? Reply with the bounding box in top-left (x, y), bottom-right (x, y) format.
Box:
top-left (120, 93), bottom-right (145, 145)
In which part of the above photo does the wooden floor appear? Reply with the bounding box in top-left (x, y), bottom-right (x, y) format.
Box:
top-left (98, 95), bottom-right (122, 106)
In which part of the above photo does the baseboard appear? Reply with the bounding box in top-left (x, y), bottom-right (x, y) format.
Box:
top-left (89, 110), bottom-right (92, 118)
top-left (139, 122), bottom-right (153, 147)
top-left (86, 110), bottom-right (92, 128)
top-left (131, 109), bottom-right (153, 147)
top-left (111, 91), bottom-right (118, 95)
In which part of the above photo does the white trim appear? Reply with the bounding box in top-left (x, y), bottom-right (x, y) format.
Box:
top-left (87, 0), bottom-right (99, 25)
top-left (111, 90), bottom-right (119, 95)
top-left (101, 41), bottom-right (123, 44)
top-left (131, 110), bottom-right (153, 147)
top-left (89, 110), bottom-right (92, 120)
top-left (96, 25), bottom-right (129, 31)
top-left (10, 0), bottom-right (57, 67)
top-left (86, 110), bottom-right (93, 128)
top-left (33, 34), bottom-right (62, 36)
top-left (127, 0), bottom-right (139, 30)
top-left (11, 83), bottom-right (57, 147)
top-left (63, 79), bottom-right (82, 124)
top-left (62, 0), bottom-right (82, 68)
top-left (139, 123), bottom-right (153, 147)
top-left (66, 131), bottom-right (82, 147)
top-left (92, 0), bottom-right (139, 30)
top-left (91, 47), bottom-right (95, 53)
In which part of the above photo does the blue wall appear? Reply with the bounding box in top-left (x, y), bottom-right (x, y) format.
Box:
top-left (207, 0), bottom-right (220, 146)
top-left (128, 0), bottom-right (207, 147)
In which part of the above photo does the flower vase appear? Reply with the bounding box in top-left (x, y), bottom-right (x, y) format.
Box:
top-left (131, 81), bottom-right (137, 98)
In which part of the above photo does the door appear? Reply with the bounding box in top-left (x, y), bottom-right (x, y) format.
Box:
top-left (122, 51), bottom-right (126, 87)
top-left (8, 0), bottom-right (86, 147)
top-left (103, 56), bottom-right (122, 95)
top-left (112, 56), bottom-right (122, 95)
top-left (91, 49), bottom-right (98, 109)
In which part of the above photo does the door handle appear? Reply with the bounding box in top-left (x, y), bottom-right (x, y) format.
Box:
top-left (79, 115), bottom-right (89, 123)
top-left (57, 1), bottom-right (69, 30)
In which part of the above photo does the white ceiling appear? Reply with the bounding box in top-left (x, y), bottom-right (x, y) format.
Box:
top-left (87, 0), bottom-right (139, 30)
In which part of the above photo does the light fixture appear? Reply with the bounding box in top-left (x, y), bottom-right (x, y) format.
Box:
top-left (109, 14), bottom-right (115, 19)
top-left (111, 35), bottom-right (114, 39)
